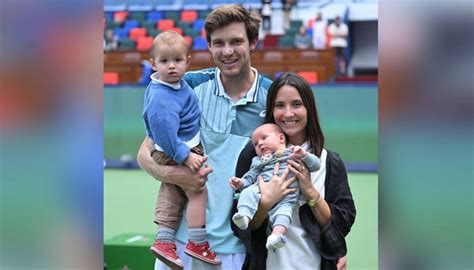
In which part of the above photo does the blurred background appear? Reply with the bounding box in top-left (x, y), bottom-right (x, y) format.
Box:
top-left (1, 0), bottom-right (472, 269)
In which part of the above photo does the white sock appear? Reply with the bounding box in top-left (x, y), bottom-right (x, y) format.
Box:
top-left (232, 213), bottom-right (250, 230)
top-left (266, 234), bottom-right (286, 250)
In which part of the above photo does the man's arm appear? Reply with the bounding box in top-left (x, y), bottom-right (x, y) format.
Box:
top-left (136, 137), bottom-right (212, 191)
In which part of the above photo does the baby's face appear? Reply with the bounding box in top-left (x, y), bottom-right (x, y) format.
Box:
top-left (252, 126), bottom-right (285, 157)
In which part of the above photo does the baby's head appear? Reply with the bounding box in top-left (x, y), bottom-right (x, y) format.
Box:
top-left (149, 31), bottom-right (190, 83)
top-left (251, 123), bottom-right (287, 156)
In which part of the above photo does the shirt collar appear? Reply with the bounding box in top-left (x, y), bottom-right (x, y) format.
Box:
top-left (215, 67), bottom-right (259, 103)
top-left (150, 72), bottom-right (181, 90)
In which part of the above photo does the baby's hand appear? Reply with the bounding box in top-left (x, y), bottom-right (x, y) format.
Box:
top-left (290, 145), bottom-right (307, 160)
top-left (229, 176), bottom-right (244, 190)
top-left (184, 152), bottom-right (204, 172)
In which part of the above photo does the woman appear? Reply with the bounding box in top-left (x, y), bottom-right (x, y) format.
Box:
top-left (232, 72), bottom-right (356, 270)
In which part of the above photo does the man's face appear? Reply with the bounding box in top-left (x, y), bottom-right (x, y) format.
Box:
top-left (207, 22), bottom-right (256, 78)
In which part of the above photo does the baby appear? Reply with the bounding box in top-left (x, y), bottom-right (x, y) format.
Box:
top-left (230, 123), bottom-right (320, 249)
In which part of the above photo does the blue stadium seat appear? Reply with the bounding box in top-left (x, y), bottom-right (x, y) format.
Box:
top-left (123, 19), bottom-right (140, 30)
top-left (113, 28), bottom-right (129, 39)
top-left (192, 36), bottom-right (208, 50)
top-left (104, 12), bottom-right (114, 23)
top-left (147, 11), bottom-right (163, 22)
top-left (193, 19), bottom-right (205, 30)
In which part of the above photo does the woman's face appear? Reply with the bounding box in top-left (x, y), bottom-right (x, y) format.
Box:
top-left (272, 84), bottom-right (308, 145)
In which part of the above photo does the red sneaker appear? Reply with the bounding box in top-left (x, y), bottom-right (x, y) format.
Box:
top-left (184, 240), bottom-right (221, 265)
top-left (150, 240), bottom-right (183, 270)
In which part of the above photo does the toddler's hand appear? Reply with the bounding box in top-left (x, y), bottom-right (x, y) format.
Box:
top-left (229, 176), bottom-right (244, 190)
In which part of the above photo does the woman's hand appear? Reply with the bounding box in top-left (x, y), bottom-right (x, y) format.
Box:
top-left (258, 162), bottom-right (297, 211)
top-left (288, 159), bottom-right (318, 200)
top-left (336, 255), bottom-right (347, 270)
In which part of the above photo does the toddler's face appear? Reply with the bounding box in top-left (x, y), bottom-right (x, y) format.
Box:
top-left (151, 43), bottom-right (189, 83)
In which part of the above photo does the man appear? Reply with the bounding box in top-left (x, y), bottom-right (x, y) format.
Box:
top-left (312, 11), bottom-right (327, 49)
top-left (137, 4), bottom-right (272, 270)
top-left (328, 15), bottom-right (349, 76)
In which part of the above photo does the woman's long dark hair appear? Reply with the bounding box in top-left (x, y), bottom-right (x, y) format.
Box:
top-left (264, 72), bottom-right (325, 157)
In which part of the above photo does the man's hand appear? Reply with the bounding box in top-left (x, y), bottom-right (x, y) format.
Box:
top-left (182, 164), bottom-right (212, 192)
top-left (137, 137), bottom-right (212, 192)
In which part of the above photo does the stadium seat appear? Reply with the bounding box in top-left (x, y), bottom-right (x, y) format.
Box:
top-left (104, 12), bottom-right (114, 23)
top-left (106, 21), bottom-right (122, 31)
top-left (278, 35), bottom-right (294, 48)
top-left (290, 20), bottom-right (303, 29)
top-left (297, 71), bottom-right (318, 85)
top-left (198, 10), bottom-right (210, 19)
top-left (136, 36), bottom-right (153, 52)
top-left (184, 28), bottom-right (201, 37)
top-left (183, 36), bottom-right (193, 48)
top-left (164, 11), bottom-right (180, 21)
top-left (286, 27), bottom-right (299, 36)
top-left (141, 20), bottom-right (155, 30)
top-left (118, 38), bottom-right (136, 49)
top-left (167, 27), bottom-right (183, 35)
top-left (104, 72), bottom-right (119, 85)
top-left (147, 11), bottom-right (163, 22)
top-left (176, 21), bottom-right (191, 31)
top-left (192, 36), bottom-right (208, 50)
top-left (129, 11), bottom-right (147, 22)
top-left (114, 11), bottom-right (128, 23)
top-left (129, 28), bottom-right (147, 41)
top-left (181, 10), bottom-right (198, 23)
top-left (147, 28), bottom-right (158, 38)
top-left (157, 19), bottom-right (175, 31)
top-left (113, 28), bottom-right (129, 38)
top-left (193, 19), bottom-right (205, 30)
top-left (123, 19), bottom-right (140, 30)
top-left (263, 35), bottom-right (279, 48)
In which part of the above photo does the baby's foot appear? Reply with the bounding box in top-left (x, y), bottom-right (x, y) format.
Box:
top-left (266, 234), bottom-right (287, 250)
top-left (232, 213), bottom-right (250, 230)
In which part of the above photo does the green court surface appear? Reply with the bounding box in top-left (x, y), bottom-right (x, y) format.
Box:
top-left (104, 169), bottom-right (377, 270)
